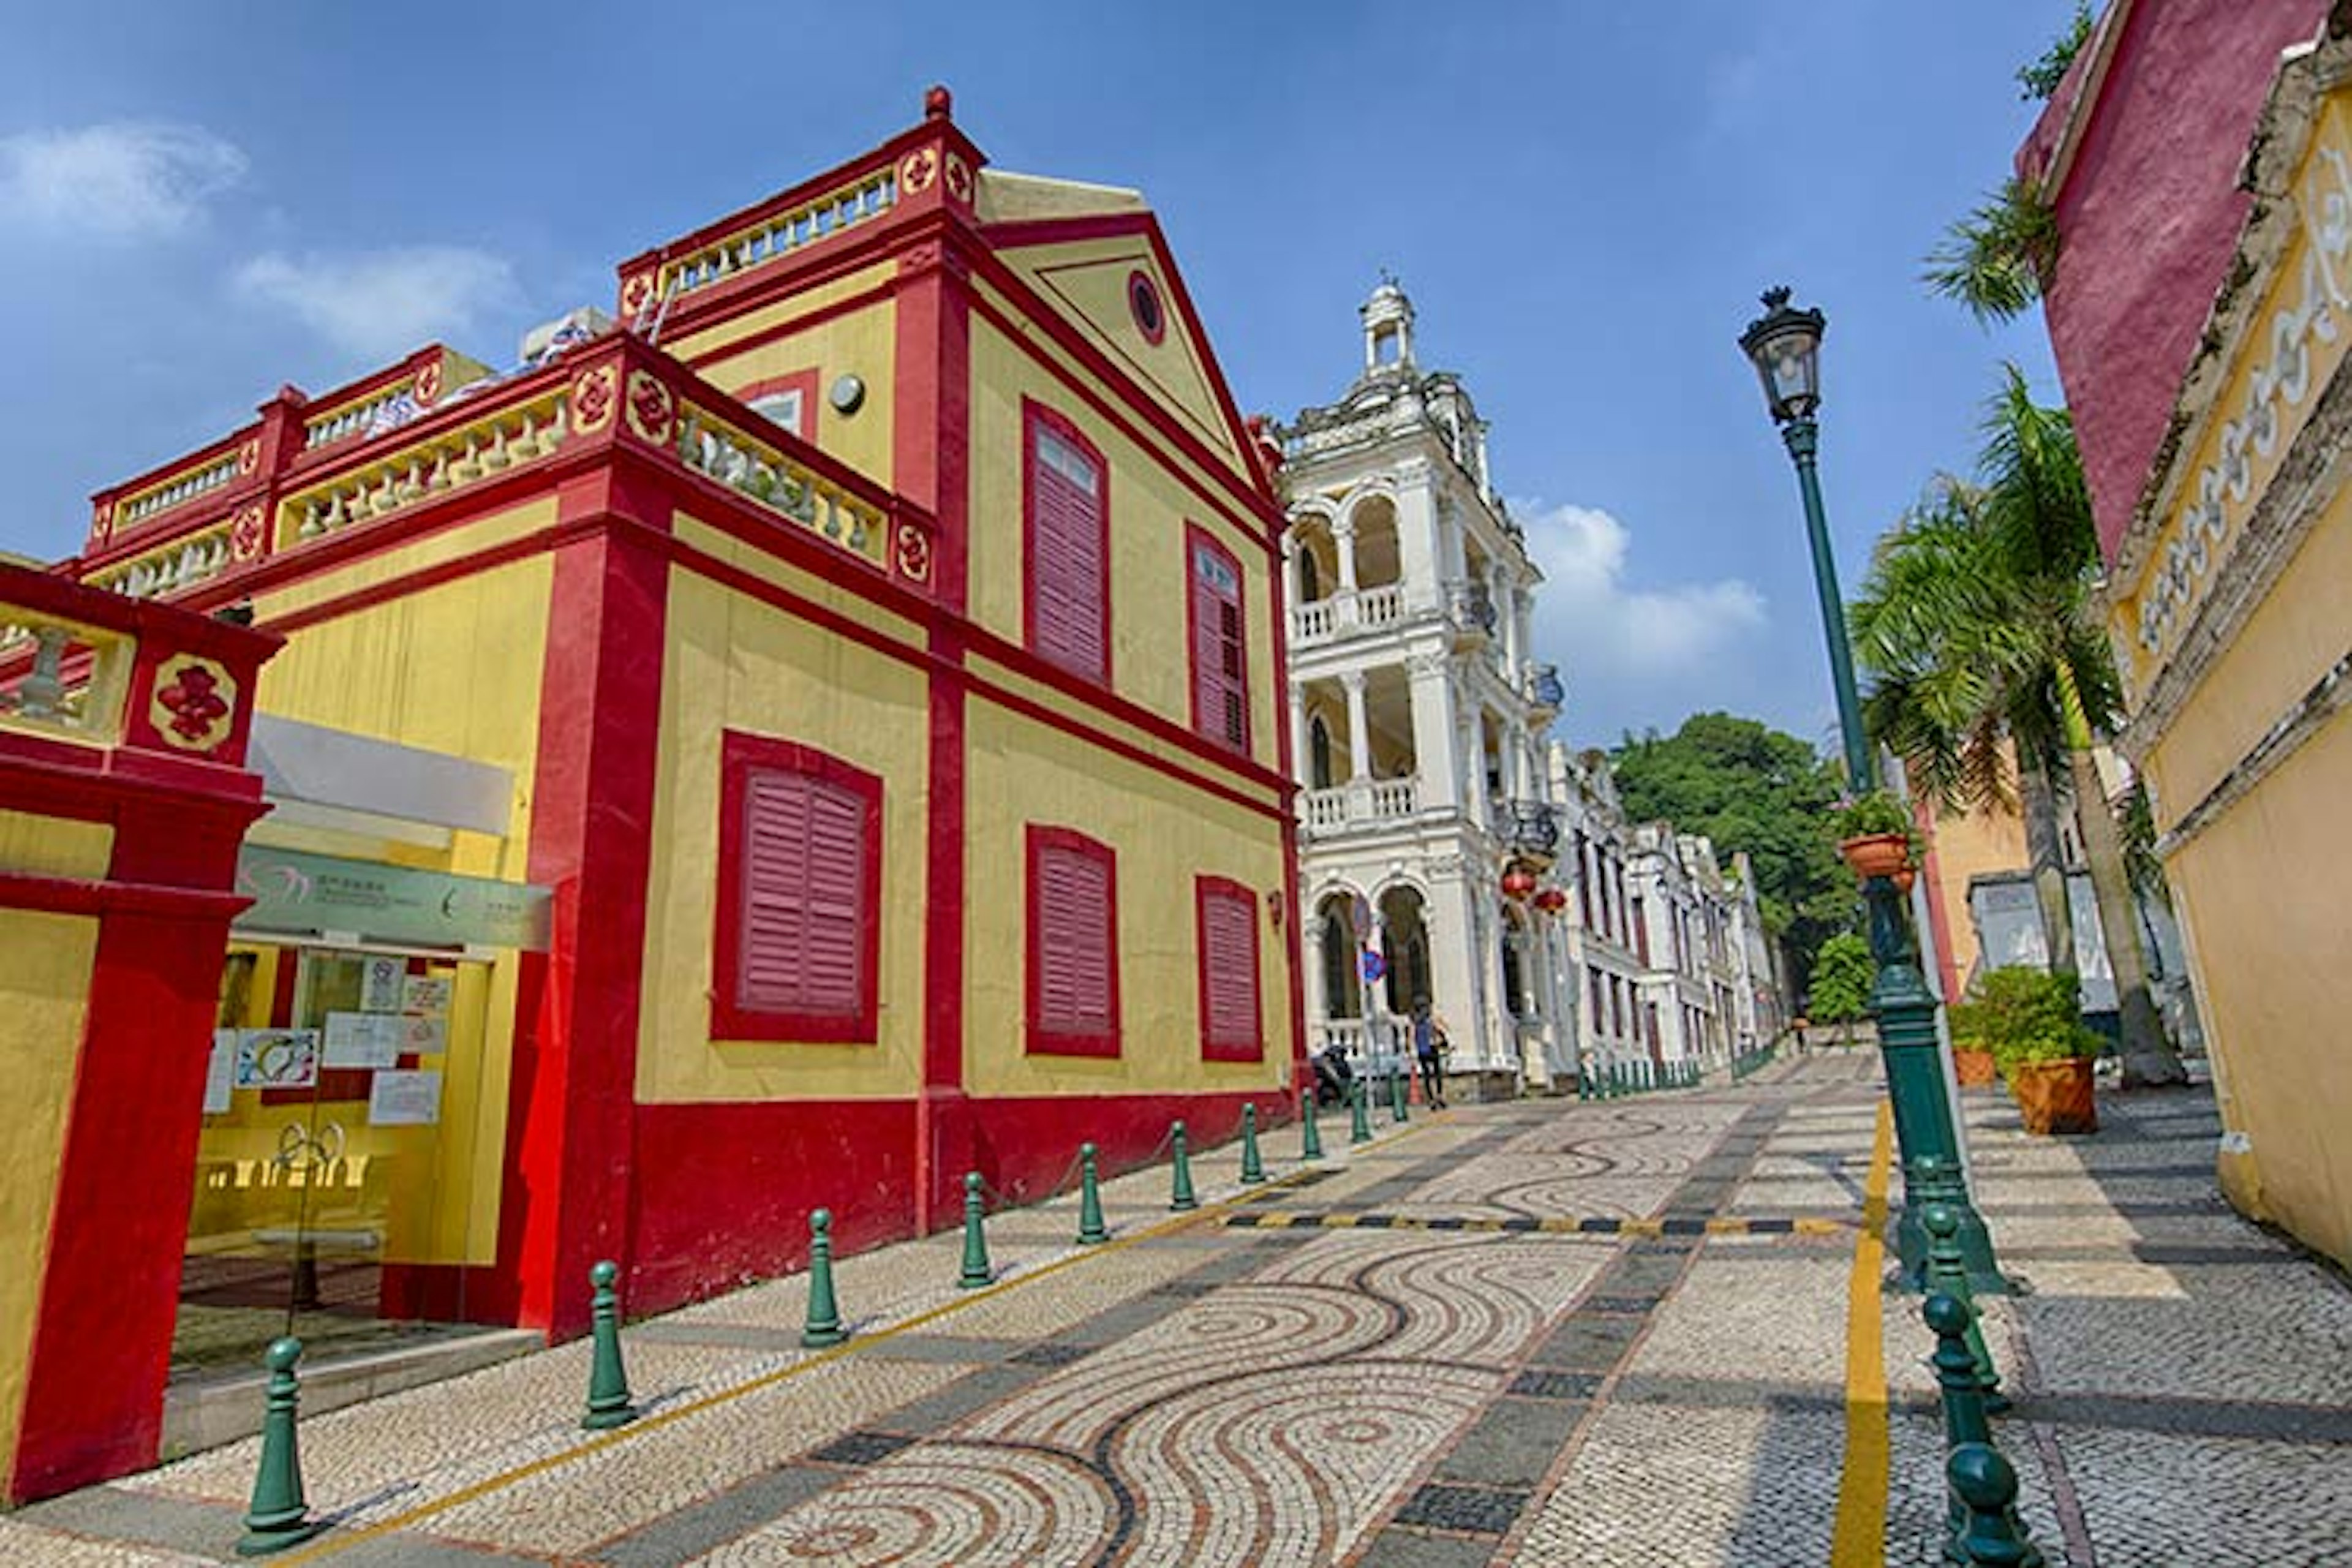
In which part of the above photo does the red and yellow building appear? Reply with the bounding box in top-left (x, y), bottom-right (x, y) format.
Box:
top-left (0, 88), bottom-right (1300, 1499)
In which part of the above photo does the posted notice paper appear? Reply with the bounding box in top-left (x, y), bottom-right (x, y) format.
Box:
top-left (368, 1069), bottom-right (443, 1126)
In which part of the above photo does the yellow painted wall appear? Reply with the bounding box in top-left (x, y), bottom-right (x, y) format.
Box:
top-left (2139, 481), bottom-right (2352, 822)
top-left (674, 264), bottom-right (897, 490)
top-left (222, 521), bottom-right (556, 1265)
top-left (1926, 799), bottom-right (2030, 992)
top-left (967, 312), bottom-right (1276, 772)
top-left (2161, 704), bottom-right (2352, 1265)
top-left (635, 540), bottom-right (930, 1104)
top-left (994, 237), bottom-right (1246, 478)
top-left (964, 696), bottom-right (1293, 1100)
top-left (0, 811), bottom-right (111, 880)
top-left (0, 910), bottom-right (99, 1464)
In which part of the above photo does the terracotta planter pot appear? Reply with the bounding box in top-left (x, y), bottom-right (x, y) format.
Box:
top-left (1953, 1047), bottom-right (1999, 1088)
top-left (1839, 832), bottom-right (1915, 894)
top-left (2008, 1057), bottom-right (2097, 1135)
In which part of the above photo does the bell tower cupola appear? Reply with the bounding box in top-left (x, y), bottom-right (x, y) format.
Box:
top-left (1361, 273), bottom-right (1415, 375)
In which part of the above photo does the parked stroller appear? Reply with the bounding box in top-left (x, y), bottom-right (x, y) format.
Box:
top-left (1311, 1042), bottom-right (1356, 1108)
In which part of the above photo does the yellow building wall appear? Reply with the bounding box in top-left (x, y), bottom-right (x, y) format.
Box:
top-left (967, 311), bottom-right (1276, 772)
top-left (673, 264), bottom-right (897, 490)
top-left (2138, 481), bottom-right (2352, 821)
top-left (2161, 704), bottom-right (2352, 1265)
top-left (1927, 799), bottom-right (2030, 992)
top-left (994, 236), bottom-right (1250, 479)
top-left (0, 812), bottom-right (111, 881)
top-left (635, 531), bottom-right (930, 1104)
top-left (963, 696), bottom-right (1293, 1100)
top-left (219, 515), bottom-right (556, 1265)
top-left (0, 910), bottom-right (99, 1467)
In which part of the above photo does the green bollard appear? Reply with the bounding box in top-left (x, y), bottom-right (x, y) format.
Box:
top-left (1170, 1120), bottom-right (1198, 1210)
top-left (581, 1259), bottom-right (639, 1430)
top-left (800, 1208), bottom-right (849, 1348)
top-left (1910, 1155), bottom-right (2007, 1297)
top-left (957, 1172), bottom-right (993, 1287)
top-left (1300, 1090), bottom-right (1325, 1161)
top-left (1077, 1142), bottom-right (1109, 1245)
top-left (1949, 1444), bottom-right (2046, 1567)
top-left (236, 1337), bottom-right (326, 1556)
top-left (1391, 1069), bottom-right (1410, 1123)
top-left (1239, 1102), bottom-right (1265, 1184)
top-left (1923, 1202), bottom-right (2005, 1411)
top-left (1928, 1292), bottom-right (1993, 1558)
top-left (1349, 1079), bottom-right (1373, 1144)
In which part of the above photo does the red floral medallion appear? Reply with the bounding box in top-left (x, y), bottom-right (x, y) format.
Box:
top-left (620, 270), bottom-right (655, 319)
top-left (573, 366), bottom-right (617, 434)
top-left (236, 437), bottom-right (261, 477)
top-left (230, 504), bottom-right (266, 562)
top-left (148, 654), bottom-right (238, 753)
top-left (900, 147), bottom-right (938, 195)
top-left (894, 522), bottom-right (932, 583)
top-left (943, 152), bottom-right (972, 205)
top-left (415, 360), bottom-right (443, 406)
top-left (624, 371), bottom-right (675, 445)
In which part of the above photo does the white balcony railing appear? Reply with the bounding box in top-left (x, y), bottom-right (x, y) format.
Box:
top-left (1300, 775), bottom-right (1423, 837)
top-left (1289, 584), bottom-right (1413, 647)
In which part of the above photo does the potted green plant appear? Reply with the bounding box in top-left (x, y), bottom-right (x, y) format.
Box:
top-left (1945, 993), bottom-right (2001, 1089)
top-left (1829, 790), bottom-right (1924, 891)
top-left (1971, 966), bottom-right (2101, 1134)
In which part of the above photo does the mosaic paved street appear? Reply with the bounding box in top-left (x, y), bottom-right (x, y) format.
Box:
top-left (12, 1054), bottom-right (2350, 1566)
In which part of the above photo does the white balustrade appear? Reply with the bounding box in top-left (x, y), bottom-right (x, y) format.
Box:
top-left (1368, 775), bottom-right (1420, 818)
top-left (665, 168), bottom-right (898, 300)
top-left (1292, 600), bottom-right (1334, 642)
top-left (1300, 775), bottom-right (1423, 837)
top-left (304, 380), bottom-right (421, 450)
top-left (1357, 584), bottom-right (1403, 630)
top-left (89, 528), bottom-right (233, 601)
top-left (676, 405), bottom-right (886, 563)
top-left (119, 454), bottom-right (239, 530)
top-left (290, 390), bottom-right (571, 546)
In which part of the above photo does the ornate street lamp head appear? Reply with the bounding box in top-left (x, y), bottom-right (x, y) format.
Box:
top-left (1738, 285), bottom-right (1826, 423)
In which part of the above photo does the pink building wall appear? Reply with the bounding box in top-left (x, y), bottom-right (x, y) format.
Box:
top-left (2018, 0), bottom-right (2324, 564)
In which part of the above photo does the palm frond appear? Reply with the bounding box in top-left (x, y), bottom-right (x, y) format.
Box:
top-left (1924, 180), bottom-right (2060, 325)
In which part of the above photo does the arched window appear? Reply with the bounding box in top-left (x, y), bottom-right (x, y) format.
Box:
top-left (1500, 911), bottom-right (1528, 1020)
top-left (1298, 546), bottom-right (1322, 604)
top-left (1321, 905), bottom-right (1359, 1019)
top-left (1308, 715), bottom-right (1334, 790)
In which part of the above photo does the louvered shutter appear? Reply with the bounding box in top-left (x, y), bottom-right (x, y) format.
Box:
top-left (1033, 426), bottom-right (1106, 680)
top-left (1199, 883), bottom-right (1259, 1053)
top-left (739, 769), bottom-right (865, 1019)
top-left (1036, 841), bottom-right (1114, 1038)
top-left (1188, 537), bottom-right (1248, 752)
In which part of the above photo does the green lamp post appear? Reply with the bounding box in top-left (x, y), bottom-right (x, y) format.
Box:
top-left (1738, 287), bottom-right (2002, 1291)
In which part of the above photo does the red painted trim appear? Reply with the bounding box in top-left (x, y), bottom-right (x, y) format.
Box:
top-left (1182, 521), bottom-right (1250, 757)
top-left (1020, 397), bottom-right (1112, 687)
top-left (1195, 875), bottom-right (1264, 1062)
top-left (710, 730), bottom-right (884, 1043)
top-left (502, 519), bottom-right (669, 1338)
top-left (892, 232), bottom-right (971, 611)
top-left (731, 369), bottom-right (822, 445)
top-left (680, 280), bottom-right (897, 378)
top-left (1024, 824), bottom-right (1121, 1058)
top-left (969, 670), bottom-right (1284, 825)
top-left (0, 869), bottom-right (249, 920)
top-left (965, 250), bottom-right (1282, 541)
top-left (978, 213), bottom-right (1156, 250)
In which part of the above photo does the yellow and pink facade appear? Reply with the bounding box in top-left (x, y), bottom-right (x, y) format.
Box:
top-left (2019, 1), bottom-right (2352, 1267)
top-left (0, 88), bottom-right (1300, 1499)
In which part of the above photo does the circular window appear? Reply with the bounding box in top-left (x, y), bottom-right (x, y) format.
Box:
top-left (1127, 270), bottom-right (1166, 344)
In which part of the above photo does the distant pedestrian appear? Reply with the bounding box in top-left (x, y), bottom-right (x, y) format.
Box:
top-left (1412, 1006), bottom-right (1449, 1109)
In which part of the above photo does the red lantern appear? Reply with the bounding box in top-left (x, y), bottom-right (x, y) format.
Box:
top-left (1533, 886), bottom-right (1569, 916)
top-left (1501, 867), bottom-right (1538, 900)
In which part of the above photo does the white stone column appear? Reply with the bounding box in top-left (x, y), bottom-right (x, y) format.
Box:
top-left (1425, 865), bottom-right (1483, 1076)
top-left (1301, 911), bottom-right (1330, 1046)
top-left (1341, 670), bottom-right (1371, 783)
top-left (1335, 519), bottom-right (1360, 594)
top-left (1393, 459), bottom-right (1440, 612)
top-left (1408, 655), bottom-right (1458, 810)
top-left (1288, 684), bottom-right (1313, 793)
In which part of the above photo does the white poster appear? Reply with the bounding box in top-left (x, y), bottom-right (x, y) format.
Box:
top-left (323, 1011), bottom-right (405, 1069)
top-left (203, 1030), bottom-right (238, 1114)
top-left (360, 956), bottom-right (407, 1014)
top-left (402, 976), bottom-right (452, 1017)
top-left (368, 1069), bottom-right (443, 1126)
top-left (233, 1029), bottom-right (320, 1090)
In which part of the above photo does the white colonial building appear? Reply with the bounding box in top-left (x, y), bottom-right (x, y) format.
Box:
top-left (1272, 282), bottom-right (1775, 1096)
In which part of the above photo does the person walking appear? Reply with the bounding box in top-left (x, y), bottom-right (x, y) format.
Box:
top-left (1412, 1006), bottom-right (1449, 1110)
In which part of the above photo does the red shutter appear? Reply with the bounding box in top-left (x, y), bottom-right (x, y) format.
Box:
top-left (1198, 881), bottom-right (1260, 1057)
top-left (739, 771), bottom-right (866, 1019)
top-left (1034, 836), bottom-right (1115, 1046)
top-left (1187, 529), bottom-right (1249, 753)
top-left (1032, 424), bottom-right (1106, 680)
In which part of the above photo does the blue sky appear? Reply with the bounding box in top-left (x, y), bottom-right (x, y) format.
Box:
top-left (0, 1), bottom-right (2070, 750)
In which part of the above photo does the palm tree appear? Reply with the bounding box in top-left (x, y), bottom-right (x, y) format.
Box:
top-left (1923, 177), bottom-right (2060, 326)
top-left (1851, 368), bottom-right (2187, 1087)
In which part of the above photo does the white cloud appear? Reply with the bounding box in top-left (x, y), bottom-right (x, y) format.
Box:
top-left (1517, 499), bottom-right (1766, 680)
top-left (0, 122), bottom-right (247, 239)
top-left (233, 247), bottom-right (521, 360)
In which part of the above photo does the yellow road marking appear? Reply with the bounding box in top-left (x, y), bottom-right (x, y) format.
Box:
top-left (282, 1125), bottom-right (1433, 1562)
top-left (1830, 1102), bottom-right (1894, 1567)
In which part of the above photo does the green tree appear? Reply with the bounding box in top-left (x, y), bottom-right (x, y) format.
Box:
top-left (1611, 712), bottom-right (1850, 1000)
top-left (1850, 368), bottom-right (2187, 1087)
top-left (1806, 933), bottom-right (1874, 1041)
top-left (2016, 2), bottom-right (2094, 100)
